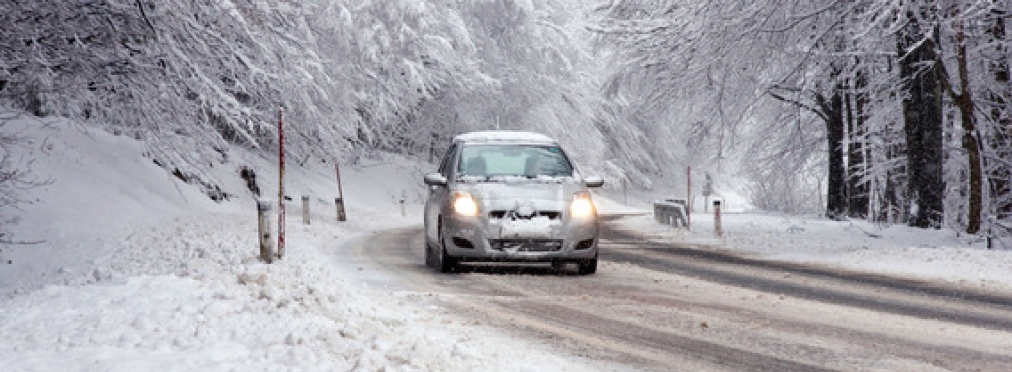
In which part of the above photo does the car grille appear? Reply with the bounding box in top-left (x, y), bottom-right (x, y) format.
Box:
top-left (489, 210), bottom-right (562, 220)
top-left (489, 239), bottom-right (563, 252)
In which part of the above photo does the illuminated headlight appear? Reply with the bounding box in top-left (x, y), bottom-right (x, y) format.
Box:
top-left (570, 191), bottom-right (596, 219)
top-left (452, 191), bottom-right (479, 217)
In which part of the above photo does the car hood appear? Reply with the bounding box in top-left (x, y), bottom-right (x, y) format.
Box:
top-left (456, 179), bottom-right (585, 211)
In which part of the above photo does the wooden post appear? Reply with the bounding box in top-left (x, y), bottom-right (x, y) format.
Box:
top-left (335, 198), bottom-right (346, 221)
top-left (277, 108), bottom-right (286, 259)
top-left (335, 164), bottom-right (347, 221)
top-left (258, 199), bottom-right (274, 263)
top-left (302, 195), bottom-right (310, 225)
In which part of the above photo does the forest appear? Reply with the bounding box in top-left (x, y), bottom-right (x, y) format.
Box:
top-left (1, 0), bottom-right (1010, 239)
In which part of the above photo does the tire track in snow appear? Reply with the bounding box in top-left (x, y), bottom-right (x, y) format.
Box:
top-left (357, 222), bottom-right (1012, 371)
top-left (602, 224), bottom-right (1012, 332)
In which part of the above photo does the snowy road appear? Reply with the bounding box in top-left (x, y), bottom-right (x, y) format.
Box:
top-left (347, 216), bottom-right (1012, 372)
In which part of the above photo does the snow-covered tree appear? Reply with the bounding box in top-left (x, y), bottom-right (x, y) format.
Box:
top-left (592, 0), bottom-right (1012, 234)
top-left (1, 0), bottom-right (613, 195)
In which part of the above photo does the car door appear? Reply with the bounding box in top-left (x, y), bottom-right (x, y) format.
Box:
top-left (425, 143), bottom-right (457, 244)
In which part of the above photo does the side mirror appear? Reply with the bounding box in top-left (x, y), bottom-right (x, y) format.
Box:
top-left (584, 176), bottom-right (604, 188)
top-left (424, 173), bottom-right (448, 187)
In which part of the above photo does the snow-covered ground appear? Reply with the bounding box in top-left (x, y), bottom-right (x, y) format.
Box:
top-left (2, 116), bottom-right (1011, 371)
top-left (599, 195), bottom-right (1012, 293)
top-left (0, 117), bottom-right (607, 371)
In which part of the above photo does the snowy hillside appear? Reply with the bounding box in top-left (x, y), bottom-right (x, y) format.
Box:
top-left (0, 116), bottom-right (610, 371)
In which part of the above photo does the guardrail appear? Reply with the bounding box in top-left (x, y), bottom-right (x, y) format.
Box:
top-left (654, 199), bottom-right (688, 228)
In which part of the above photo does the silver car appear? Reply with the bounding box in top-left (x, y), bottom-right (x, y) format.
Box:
top-left (423, 131), bottom-right (604, 274)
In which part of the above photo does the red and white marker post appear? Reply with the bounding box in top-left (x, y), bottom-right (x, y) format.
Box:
top-left (277, 108), bottom-right (286, 259)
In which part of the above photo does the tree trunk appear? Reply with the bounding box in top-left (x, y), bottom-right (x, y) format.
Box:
top-left (898, 7), bottom-right (945, 229)
top-left (953, 19), bottom-right (982, 234)
top-left (886, 129), bottom-right (908, 224)
top-left (989, 9), bottom-right (1012, 221)
top-left (847, 68), bottom-right (870, 218)
top-left (876, 59), bottom-right (907, 225)
top-left (818, 87), bottom-right (848, 220)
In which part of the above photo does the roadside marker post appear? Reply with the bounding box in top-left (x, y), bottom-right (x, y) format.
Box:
top-left (302, 195), bottom-right (310, 225)
top-left (277, 108), bottom-right (286, 259)
top-left (686, 166), bottom-right (692, 228)
top-left (400, 189), bottom-right (407, 217)
top-left (623, 178), bottom-right (628, 206)
top-left (714, 200), bottom-right (723, 237)
top-left (335, 198), bottom-right (346, 221)
top-left (335, 164), bottom-right (347, 221)
top-left (257, 198), bottom-right (275, 263)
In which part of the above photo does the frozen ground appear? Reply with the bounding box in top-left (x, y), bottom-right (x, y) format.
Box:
top-left (2, 116), bottom-right (1011, 371)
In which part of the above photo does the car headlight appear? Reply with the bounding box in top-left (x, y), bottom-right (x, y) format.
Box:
top-left (570, 191), bottom-right (596, 219)
top-left (452, 191), bottom-right (479, 217)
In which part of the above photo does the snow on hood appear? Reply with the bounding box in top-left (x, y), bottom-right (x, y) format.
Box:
top-left (458, 177), bottom-right (583, 201)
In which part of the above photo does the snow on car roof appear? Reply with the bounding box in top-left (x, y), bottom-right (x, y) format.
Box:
top-left (453, 131), bottom-right (556, 144)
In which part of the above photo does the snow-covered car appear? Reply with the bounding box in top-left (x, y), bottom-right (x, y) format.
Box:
top-left (423, 131), bottom-right (604, 274)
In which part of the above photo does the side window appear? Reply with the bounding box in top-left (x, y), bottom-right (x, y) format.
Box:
top-left (437, 143), bottom-right (457, 177)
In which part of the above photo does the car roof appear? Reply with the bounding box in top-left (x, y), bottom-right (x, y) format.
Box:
top-left (453, 131), bottom-right (556, 145)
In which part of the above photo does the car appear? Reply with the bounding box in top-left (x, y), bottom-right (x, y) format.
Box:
top-left (422, 130), bottom-right (604, 274)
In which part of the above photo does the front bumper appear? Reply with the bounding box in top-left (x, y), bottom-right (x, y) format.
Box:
top-left (442, 212), bottom-right (599, 262)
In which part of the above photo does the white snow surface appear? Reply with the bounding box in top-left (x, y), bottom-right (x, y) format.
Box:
top-left (2, 116), bottom-right (1011, 371)
top-left (0, 118), bottom-right (603, 371)
top-left (453, 130), bottom-right (555, 144)
top-left (597, 194), bottom-right (1012, 292)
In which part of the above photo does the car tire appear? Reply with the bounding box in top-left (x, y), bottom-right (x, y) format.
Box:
top-left (436, 219), bottom-right (457, 273)
top-left (577, 256), bottom-right (597, 275)
top-left (424, 240), bottom-right (435, 268)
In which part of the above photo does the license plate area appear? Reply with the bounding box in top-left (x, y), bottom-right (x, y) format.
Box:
top-left (495, 217), bottom-right (561, 239)
top-left (489, 239), bottom-right (563, 253)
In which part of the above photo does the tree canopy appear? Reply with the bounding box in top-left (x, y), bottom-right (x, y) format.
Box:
top-left (2, 0), bottom-right (1011, 234)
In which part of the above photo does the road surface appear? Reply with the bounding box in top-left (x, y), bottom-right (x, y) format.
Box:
top-left (337, 216), bottom-right (1012, 371)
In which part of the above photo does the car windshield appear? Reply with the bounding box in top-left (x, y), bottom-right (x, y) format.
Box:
top-left (457, 144), bottom-right (574, 179)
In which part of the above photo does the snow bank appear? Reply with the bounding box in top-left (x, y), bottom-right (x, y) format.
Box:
top-left (3, 211), bottom-right (591, 371)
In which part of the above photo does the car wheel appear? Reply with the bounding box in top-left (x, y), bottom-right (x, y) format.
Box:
top-left (436, 218), bottom-right (457, 273)
top-left (577, 256), bottom-right (597, 275)
top-left (424, 240), bottom-right (435, 268)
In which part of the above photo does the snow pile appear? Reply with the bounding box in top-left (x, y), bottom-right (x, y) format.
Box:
top-left (1, 117), bottom-right (601, 371)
